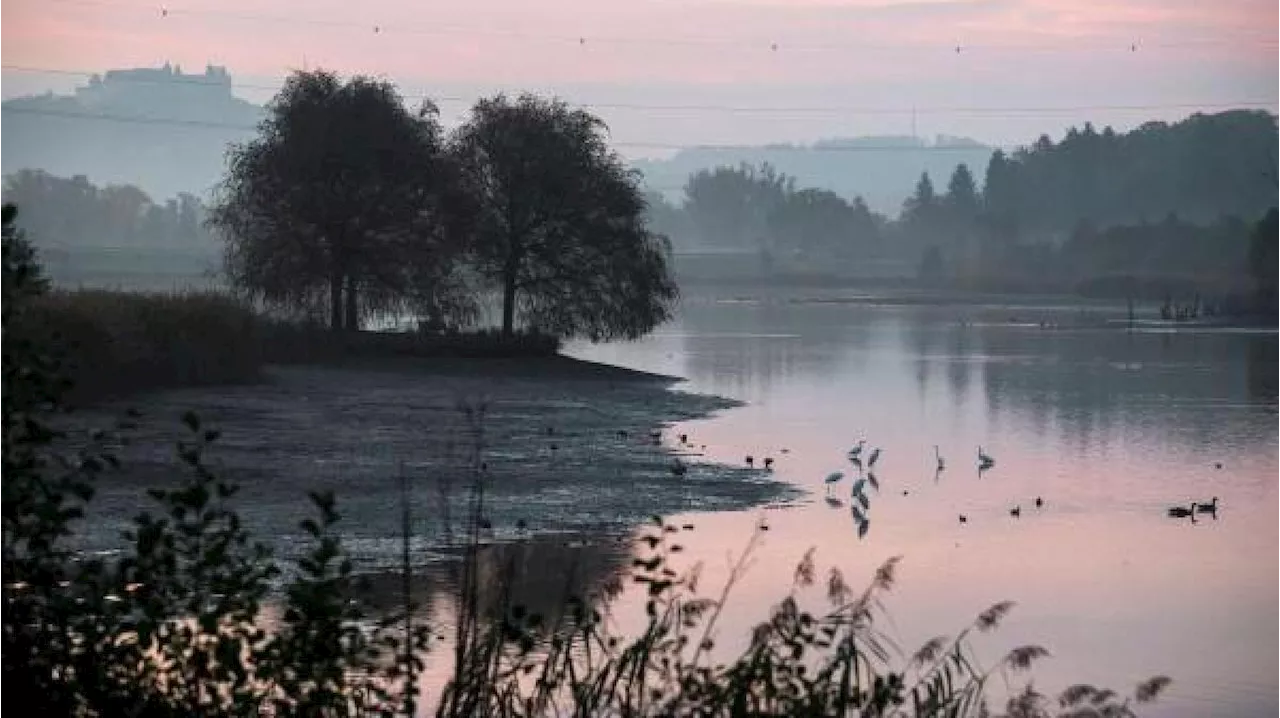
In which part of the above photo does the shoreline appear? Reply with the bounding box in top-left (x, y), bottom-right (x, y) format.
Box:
top-left (62, 355), bottom-right (802, 566)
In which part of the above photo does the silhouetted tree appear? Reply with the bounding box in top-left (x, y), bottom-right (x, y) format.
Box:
top-left (209, 70), bottom-right (447, 331)
top-left (943, 163), bottom-right (980, 226)
top-left (450, 94), bottom-right (677, 340)
top-left (682, 163), bottom-right (792, 250)
top-left (1248, 207), bottom-right (1278, 310)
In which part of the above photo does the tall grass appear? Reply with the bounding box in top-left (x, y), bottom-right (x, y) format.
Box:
top-left (8, 289), bottom-right (264, 402)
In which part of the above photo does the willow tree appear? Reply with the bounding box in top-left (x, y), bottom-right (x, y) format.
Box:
top-left (450, 94), bottom-right (677, 340)
top-left (208, 70), bottom-right (447, 331)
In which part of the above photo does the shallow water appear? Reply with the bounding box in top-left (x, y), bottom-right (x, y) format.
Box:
top-left (567, 288), bottom-right (1278, 717)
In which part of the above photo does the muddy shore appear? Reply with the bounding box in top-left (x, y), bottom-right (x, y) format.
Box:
top-left (64, 355), bottom-right (801, 567)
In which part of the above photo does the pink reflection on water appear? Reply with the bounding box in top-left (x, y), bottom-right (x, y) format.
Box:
top-left (568, 294), bottom-right (1278, 717)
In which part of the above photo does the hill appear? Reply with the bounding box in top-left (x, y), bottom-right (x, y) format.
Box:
top-left (1, 63), bottom-right (261, 199)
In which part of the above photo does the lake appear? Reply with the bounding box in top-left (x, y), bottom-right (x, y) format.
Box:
top-left (566, 286), bottom-right (1278, 717)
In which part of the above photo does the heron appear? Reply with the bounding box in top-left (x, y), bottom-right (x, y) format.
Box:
top-left (977, 447), bottom-right (995, 471)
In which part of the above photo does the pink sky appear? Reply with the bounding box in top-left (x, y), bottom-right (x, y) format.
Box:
top-left (3, 0), bottom-right (1276, 150)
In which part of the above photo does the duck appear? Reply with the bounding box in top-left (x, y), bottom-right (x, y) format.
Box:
top-left (1167, 502), bottom-right (1196, 518)
top-left (1195, 497), bottom-right (1219, 514)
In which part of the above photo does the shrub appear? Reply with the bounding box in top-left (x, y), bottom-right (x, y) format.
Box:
top-left (7, 289), bottom-right (263, 402)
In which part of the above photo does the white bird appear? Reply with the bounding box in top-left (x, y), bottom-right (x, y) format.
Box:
top-left (934, 445), bottom-right (945, 472)
top-left (867, 448), bottom-right (882, 468)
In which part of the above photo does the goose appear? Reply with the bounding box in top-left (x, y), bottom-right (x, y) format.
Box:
top-left (934, 445), bottom-right (945, 472)
top-left (1167, 503), bottom-right (1196, 518)
top-left (867, 448), bottom-right (882, 468)
top-left (1195, 497), bottom-right (1219, 514)
top-left (1009, 506), bottom-right (1021, 518)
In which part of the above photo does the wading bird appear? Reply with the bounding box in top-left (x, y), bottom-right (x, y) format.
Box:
top-left (763, 457), bottom-right (774, 470)
top-left (745, 455), bottom-right (755, 468)
top-left (867, 448), bottom-right (882, 468)
top-left (824, 472), bottom-right (845, 492)
top-left (671, 459), bottom-right (688, 477)
top-left (1167, 503), bottom-right (1196, 518)
top-left (934, 445), bottom-right (945, 472)
top-left (1009, 506), bottom-right (1021, 518)
top-left (1034, 497), bottom-right (1043, 508)
top-left (978, 447), bottom-right (995, 471)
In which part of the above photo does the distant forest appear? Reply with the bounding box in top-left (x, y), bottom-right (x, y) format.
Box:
top-left (650, 110), bottom-right (1277, 304)
top-left (0, 170), bottom-right (219, 287)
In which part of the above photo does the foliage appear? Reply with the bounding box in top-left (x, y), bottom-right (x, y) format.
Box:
top-left (982, 111), bottom-right (1277, 233)
top-left (1247, 208), bottom-right (1278, 303)
top-left (680, 162), bottom-right (884, 259)
top-left (6, 288), bottom-right (263, 402)
top-left (209, 70), bottom-right (457, 332)
top-left (449, 93), bottom-right (678, 340)
top-left (2, 169), bottom-right (214, 252)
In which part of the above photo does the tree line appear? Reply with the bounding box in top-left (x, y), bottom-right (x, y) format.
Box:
top-left (209, 71), bottom-right (676, 339)
top-left (647, 109), bottom-right (1276, 306)
top-left (1, 169), bottom-right (213, 252)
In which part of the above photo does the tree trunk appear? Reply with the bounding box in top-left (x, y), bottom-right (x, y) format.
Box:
top-left (500, 269), bottom-right (517, 339)
top-left (344, 274), bottom-right (359, 332)
top-left (329, 272), bottom-right (344, 332)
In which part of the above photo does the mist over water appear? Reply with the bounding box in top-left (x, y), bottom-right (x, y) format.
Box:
top-left (568, 287), bottom-right (1278, 718)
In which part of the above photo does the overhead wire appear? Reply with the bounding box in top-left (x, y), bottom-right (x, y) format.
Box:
top-left (5, 65), bottom-right (1275, 119)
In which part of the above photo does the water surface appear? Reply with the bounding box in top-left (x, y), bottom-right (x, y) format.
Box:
top-left (568, 288), bottom-right (1278, 717)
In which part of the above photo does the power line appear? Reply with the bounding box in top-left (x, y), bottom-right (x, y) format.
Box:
top-left (5, 65), bottom-right (1275, 118)
top-left (34, 0), bottom-right (1280, 53)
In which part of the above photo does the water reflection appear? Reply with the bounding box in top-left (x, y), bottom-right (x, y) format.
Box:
top-left (568, 288), bottom-right (1278, 718)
